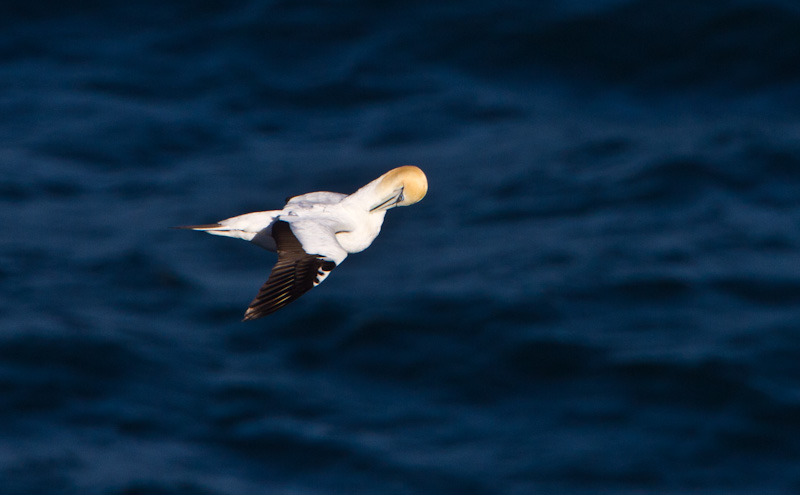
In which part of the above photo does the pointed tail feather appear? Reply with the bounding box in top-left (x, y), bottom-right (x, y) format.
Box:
top-left (173, 223), bottom-right (259, 241)
top-left (172, 223), bottom-right (225, 231)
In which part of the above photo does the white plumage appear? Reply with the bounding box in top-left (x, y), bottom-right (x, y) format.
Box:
top-left (177, 166), bottom-right (428, 320)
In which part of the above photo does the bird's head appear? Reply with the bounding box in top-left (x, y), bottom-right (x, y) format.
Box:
top-left (369, 166), bottom-right (428, 212)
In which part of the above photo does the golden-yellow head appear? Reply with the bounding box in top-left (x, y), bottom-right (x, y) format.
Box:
top-left (371, 166), bottom-right (427, 211)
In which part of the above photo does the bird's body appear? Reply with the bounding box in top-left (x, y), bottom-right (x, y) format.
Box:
top-left (178, 166), bottom-right (427, 320)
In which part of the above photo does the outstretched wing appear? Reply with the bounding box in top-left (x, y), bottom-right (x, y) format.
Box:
top-left (242, 220), bottom-right (343, 320)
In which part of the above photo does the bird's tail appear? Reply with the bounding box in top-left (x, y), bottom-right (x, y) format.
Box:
top-left (173, 222), bottom-right (257, 241)
top-left (174, 223), bottom-right (227, 231)
top-left (174, 210), bottom-right (281, 245)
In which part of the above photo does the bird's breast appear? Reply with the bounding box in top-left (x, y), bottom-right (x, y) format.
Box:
top-left (335, 228), bottom-right (379, 253)
top-left (334, 209), bottom-right (385, 253)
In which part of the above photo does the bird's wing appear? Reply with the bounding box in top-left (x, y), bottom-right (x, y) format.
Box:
top-left (242, 220), bottom-right (346, 320)
top-left (285, 191), bottom-right (347, 206)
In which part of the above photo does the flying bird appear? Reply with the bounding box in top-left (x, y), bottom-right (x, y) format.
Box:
top-left (177, 166), bottom-right (428, 320)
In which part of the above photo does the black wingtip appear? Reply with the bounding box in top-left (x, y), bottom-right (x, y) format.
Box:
top-left (242, 309), bottom-right (260, 322)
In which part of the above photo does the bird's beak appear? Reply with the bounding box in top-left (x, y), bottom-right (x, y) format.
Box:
top-left (369, 190), bottom-right (402, 212)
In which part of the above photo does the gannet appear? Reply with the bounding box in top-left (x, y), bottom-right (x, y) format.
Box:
top-left (177, 166), bottom-right (428, 320)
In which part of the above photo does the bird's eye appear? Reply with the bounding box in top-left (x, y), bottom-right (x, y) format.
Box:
top-left (397, 189), bottom-right (405, 202)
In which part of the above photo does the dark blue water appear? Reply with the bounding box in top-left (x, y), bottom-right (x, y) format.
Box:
top-left (3, 1), bottom-right (800, 493)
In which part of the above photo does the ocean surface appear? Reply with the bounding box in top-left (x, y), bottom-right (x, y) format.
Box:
top-left (3, 1), bottom-right (800, 493)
